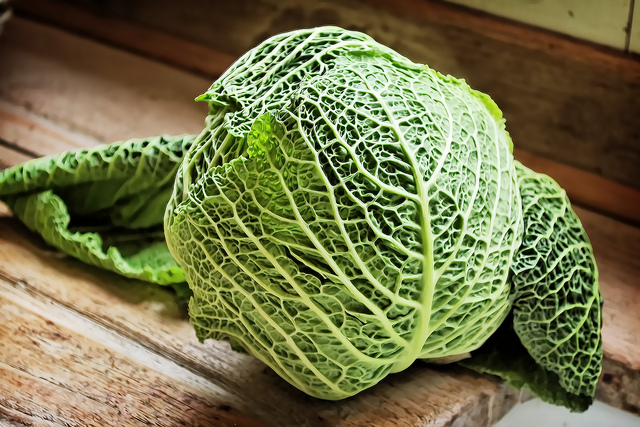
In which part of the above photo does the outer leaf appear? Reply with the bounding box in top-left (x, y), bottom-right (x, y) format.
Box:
top-left (165, 27), bottom-right (522, 400)
top-left (0, 135), bottom-right (195, 285)
top-left (6, 190), bottom-right (184, 284)
top-left (512, 162), bottom-right (602, 398)
top-left (463, 161), bottom-right (602, 412)
top-left (461, 314), bottom-right (592, 412)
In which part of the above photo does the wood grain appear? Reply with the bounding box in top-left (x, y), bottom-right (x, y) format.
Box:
top-left (365, 0), bottom-right (640, 72)
top-left (0, 280), bottom-right (265, 427)
top-left (1, 16), bottom-right (639, 225)
top-left (0, 101), bottom-right (100, 155)
top-left (0, 406), bottom-right (59, 427)
top-left (0, 18), bottom-right (207, 145)
top-left (14, 0), bottom-right (236, 78)
top-left (0, 144), bottom-right (32, 169)
top-left (0, 217), bottom-right (523, 426)
top-left (15, 0), bottom-right (640, 189)
top-left (516, 150), bottom-right (640, 225)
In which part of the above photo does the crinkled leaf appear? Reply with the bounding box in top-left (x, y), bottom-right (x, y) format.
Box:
top-left (0, 135), bottom-right (195, 285)
top-left (513, 162), bottom-right (602, 399)
top-left (462, 161), bottom-right (602, 412)
top-left (461, 314), bottom-right (593, 413)
top-left (165, 26), bottom-right (522, 400)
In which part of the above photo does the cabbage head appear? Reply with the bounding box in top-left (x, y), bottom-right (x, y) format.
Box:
top-left (0, 27), bottom-right (602, 412)
top-left (164, 27), bottom-right (601, 409)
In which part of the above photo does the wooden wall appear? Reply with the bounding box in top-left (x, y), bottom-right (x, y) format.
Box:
top-left (15, 0), bottom-right (640, 193)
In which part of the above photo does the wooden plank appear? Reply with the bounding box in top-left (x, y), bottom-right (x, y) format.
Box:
top-left (515, 149), bottom-right (640, 225)
top-left (0, 18), bottom-right (208, 146)
top-left (0, 144), bottom-right (32, 169)
top-left (21, 0), bottom-right (640, 190)
top-left (13, 0), bottom-right (236, 78)
top-left (440, 0), bottom-right (631, 50)
top-left (0, 216), bottom-right (521, 426)
top-left (363, 0), bottom-right (640, 76)
top-left (29, 0), bottom-right (640, 76)
top-left (1, 406), bottom-right (58, 427)
top-left (0, 101), bottom-right (100, 155)
top-left (598, 358), bottom-right (640, 414)
top-left (0, 282), bottom-right (265, 427)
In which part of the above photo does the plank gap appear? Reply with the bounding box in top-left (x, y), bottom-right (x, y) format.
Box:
top-left (0, 136), bottom-right (40, 158)
top-left (625, 0), bottom-right (636, 51)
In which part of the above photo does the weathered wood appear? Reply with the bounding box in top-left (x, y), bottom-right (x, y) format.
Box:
top-left (0, 406), bottom-right (59, 427)
top-left (1, 201), bottom-right (637, 422)
top-left (15, 0), bottom-right (640, 189)
top-left (0, 101), bottom-right (99, 155)
top-left (0, 18), bottom-right (207, 144)
top-left (0, 282), bottom-right (265, 427)
top-left (1, 16), bottom-right (639, 225)
top-left (515, 150), bottom-right (640, 225)
top-left (0, 216), bottom-right (525, 426)
top-left (598, 358), bottom-right (640, 415)
top-left (0, 144), bottom-right (32, 169)
top-left (12, 0), bottom-right (236, 78)
top-left (363, 0), bottom-right (640, 77)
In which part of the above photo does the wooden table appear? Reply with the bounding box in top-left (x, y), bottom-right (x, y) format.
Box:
top-left (0, 15), bottom-right (638, 427)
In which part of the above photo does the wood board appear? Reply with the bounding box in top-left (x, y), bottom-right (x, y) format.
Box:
top-left (2, 14), bottom-right (639, 225)
top-left (14, 0), bottom-right (640, 191)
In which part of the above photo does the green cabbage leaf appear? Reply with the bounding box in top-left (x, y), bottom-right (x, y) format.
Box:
top-left (165, 27), bottom-right (523, 400)
top-left (462, 161), bottom-right (602, 412)
top-left (0, 135), bottom-right (194, 286)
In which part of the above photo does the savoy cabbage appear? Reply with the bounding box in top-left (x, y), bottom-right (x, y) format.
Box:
top-left (0, 27), bottom-right (601, 411)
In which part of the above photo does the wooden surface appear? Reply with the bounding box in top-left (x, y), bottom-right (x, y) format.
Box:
top-left (9, 0), bottom-right (236, 78)
top-left (6, 4), bottom-right (640, 224)
top-left (514, 149), bottom-right (640, 225)
top-left (16, 0), bottom-right (640, 191)
top-left (0, 284), bottom-right (264, 427)
top-left (0, 15), bottom-right (639, 426)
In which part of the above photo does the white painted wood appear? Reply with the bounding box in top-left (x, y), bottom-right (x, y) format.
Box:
top-left (442, 0), bottom-right (630, 49)
top-left (629, 2), bottom-right (640, 53)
